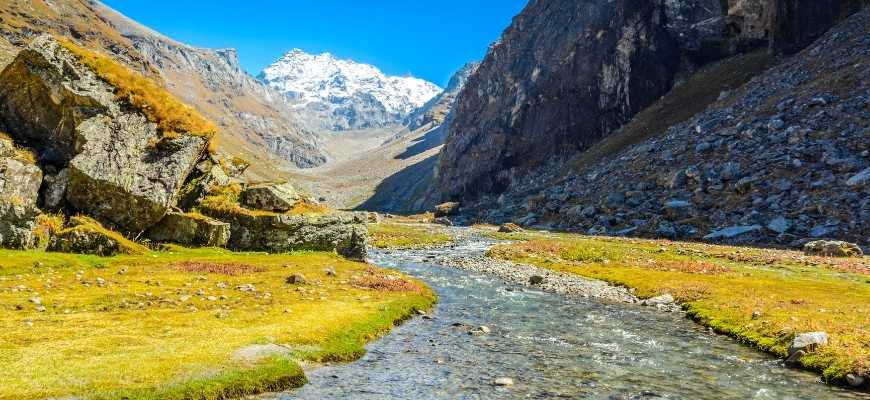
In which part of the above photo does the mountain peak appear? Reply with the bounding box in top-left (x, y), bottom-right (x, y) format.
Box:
top-left (260, 48), bottom-right (441, 131)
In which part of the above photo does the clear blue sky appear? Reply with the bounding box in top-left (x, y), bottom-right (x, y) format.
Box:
top-left (101, 0), bottom-right (528, 86)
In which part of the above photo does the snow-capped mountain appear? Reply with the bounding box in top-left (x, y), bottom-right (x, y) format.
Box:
top-left (259, 49), bottom-right (442, 132)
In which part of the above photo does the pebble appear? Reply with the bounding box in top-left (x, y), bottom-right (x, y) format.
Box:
top-left (494, 377), bottom-right (515, 386)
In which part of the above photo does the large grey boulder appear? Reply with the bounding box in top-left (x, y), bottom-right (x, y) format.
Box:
top-left (0, 35), bottom-right (207, 232)
top-left (147, 212), bottom-right (230, 248)
top-left (803, 240), bottom-right (863, 258)
top-left (207, 210), bottom-right (369, 261)
top-left (241, 182), bottom-right (302, 212)
top-left (0, 135), bottom-right (42, 205)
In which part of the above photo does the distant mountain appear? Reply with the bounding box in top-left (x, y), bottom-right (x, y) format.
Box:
top-left (404, 62), bottom-right (479, 131)
top-left (259, 49), bottom-right (442, 132)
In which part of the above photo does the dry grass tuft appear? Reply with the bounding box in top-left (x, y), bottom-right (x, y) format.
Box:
top-left (170, 261), bottom-right (266, 276)
top-left (56, 37), bottom-right (217, 140)
top-left (354, 268), bottom-right (424, 293)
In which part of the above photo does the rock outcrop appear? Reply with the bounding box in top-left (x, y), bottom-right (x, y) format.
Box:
top-left (241, 182), bottom-right (302, 212)
top-left (209, 211), bottom-right (369, 261)
top-left (47, 216), bottom-right (148, 256)
top-left (147, 212), bottom-right (231, 248)
top-left (0, 35), bottom-right (207, 232)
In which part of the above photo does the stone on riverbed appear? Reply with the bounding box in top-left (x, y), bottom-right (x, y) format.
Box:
top-left (494, 377), bottom-right (514, 386)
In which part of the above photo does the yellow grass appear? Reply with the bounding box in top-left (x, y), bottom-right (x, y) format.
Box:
top-left (56, 37), bottom-right (217, 140)
top-left (0, 247), bottom-right (435, 399)
top-left (368, 223), bottom-right (452, 249)
top-left (486, 233), bottom-right (870, 384)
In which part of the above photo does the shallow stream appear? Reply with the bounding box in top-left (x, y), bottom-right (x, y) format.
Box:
top-left (276, 237), bottom-right (864, 399)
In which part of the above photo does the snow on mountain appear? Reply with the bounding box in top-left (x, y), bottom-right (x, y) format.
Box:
top-left (259, 49), bottom-right (442, 131)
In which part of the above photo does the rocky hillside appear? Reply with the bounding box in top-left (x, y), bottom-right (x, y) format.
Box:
top-left (259, 49), bottom-right (441, 132)
top-left (404, 62), bottom-right (479, 131)
top-left (0, 34), bottom-right (367, 259)
top-left (0, 0), bottom-right (327, 178)
top-left (436, 4), bottom-right (869, 249)
top-left (428, 0), bottom-right (865, 203)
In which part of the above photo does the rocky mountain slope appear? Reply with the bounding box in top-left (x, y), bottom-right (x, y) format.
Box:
top-left (259, 49), bottom-right (441, 132)
top-left (422, 2), bottom-right (868, 249)
top-left (427, 0), bottom-right (865, 204)
top-left (404, 62), bottom-right (479, 131)
top-left (0, 0), bottom-right (327, 178)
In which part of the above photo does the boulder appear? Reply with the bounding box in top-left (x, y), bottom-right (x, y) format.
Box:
top-left (48, 216), bottom-right (148, 256)
top-left (207, 210), bottom-right (369, 261)
top-left (0, 135), bottom-right (42, 205)
top-left (498, 223), bottom-right (523, 233)
top-left (177, 162), bottom-right (231, 209)
top-left (434, 202), bottom-right (460, 218)
top-left (0, 200), bottom-right (40, 249)
top-left (241, 182), bottom-right (301, 212)
top-left (147, 212), bottom-right (230, 247)
top-left (434, 217), bottom-right (453, 226)
top-left (704, 225), bottom-right (762, 240)
top-left (788, 331), bottom-right (829, 355)
top-left (803, 240), bottom-right (863, 257)
top-left (0, 35), bottom-right (207, 232)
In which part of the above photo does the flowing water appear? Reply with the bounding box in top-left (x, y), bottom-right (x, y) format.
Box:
top-left (275, 238), bottom-right (866, 399)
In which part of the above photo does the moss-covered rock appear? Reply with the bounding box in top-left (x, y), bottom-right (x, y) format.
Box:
top-left (241, 182), bottom-right (302, 212)
top-left (0, 35), bottom-right (208, 232)
top-left (147, 212), bottom-right (230, 247)
top-left (48, 216), bottom-right (148, 256)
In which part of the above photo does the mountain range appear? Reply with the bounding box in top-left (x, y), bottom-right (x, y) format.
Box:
top-left (259, 49), bottom-right (442, 132)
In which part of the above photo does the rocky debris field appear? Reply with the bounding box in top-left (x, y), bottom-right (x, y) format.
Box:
top-left (470, 9), bottom-right (870, 250)
top-left (436, 255), bottom-right (641, 305)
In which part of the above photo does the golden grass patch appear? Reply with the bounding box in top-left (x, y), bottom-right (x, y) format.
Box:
top-left (368, 223), bottom-right (452, 249)
top-left (0, 247), bottom-right (434, 399)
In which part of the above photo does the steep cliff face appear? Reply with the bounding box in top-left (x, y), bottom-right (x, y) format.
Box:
top-left (429, 0), bottom-right (866, 205)
top-left (432, 0), bottom-right (685, 201)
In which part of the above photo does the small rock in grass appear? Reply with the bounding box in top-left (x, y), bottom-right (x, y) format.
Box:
top-left (206, 296), bottom-right (218, 302)
top-left (751, 310), bottom-right (762, 319)
top-left (494, 377), bottom-right (514, 386)
top-left (789, 332), bottom-right (829, 355)
top-left (845, 373), bottom-right (866, 387)
top-left (29, 296), bottom-right (42, 305)
top-left (286, 274), bottom-right (306, 285)
top-left (324, 267), bottom-right (337, 277)
top-left (498, 223), bottom-right (523, 233)
top-left (35, 305), bottom-right (46, 312)
top-left (179, 295), bottom-right (191, 302)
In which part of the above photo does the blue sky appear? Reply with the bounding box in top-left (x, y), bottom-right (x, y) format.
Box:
top-left (101, 0), bottom-right (528, 87)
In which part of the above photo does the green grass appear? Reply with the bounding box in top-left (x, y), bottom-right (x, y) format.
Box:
top-left (0, 247), bottom-right (435, 399)
top-left (368, 223), bottom-right (452, 249)
top-left (486, 233), bottom-right (869, 384)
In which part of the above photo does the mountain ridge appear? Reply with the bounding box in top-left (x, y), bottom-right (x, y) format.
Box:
top-left (259, 48), bottom-right (442, 132)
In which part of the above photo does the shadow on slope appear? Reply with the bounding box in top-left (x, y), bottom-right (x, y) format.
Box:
top-left (356, 154), bottom-right (438, 213)
top-left (395, 125), bottom-right (446, 160)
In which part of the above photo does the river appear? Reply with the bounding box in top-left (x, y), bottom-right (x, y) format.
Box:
top-left (271, 237), bottom-right (865, 399)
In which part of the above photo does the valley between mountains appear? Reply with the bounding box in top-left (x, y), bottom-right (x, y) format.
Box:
top-left (0, 0), bottom-right (867, 399)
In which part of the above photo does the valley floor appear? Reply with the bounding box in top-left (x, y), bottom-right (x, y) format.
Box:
top-left (0, 247), bottom-right (434, 400)
top-left (370, 221), bottom-right (870, 387)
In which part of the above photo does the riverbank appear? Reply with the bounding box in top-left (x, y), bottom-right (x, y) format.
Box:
top-left (0, 247), bottom-right (434, 399)
top-left (368, 222), bottom-right (868, 389)
top-left (481, 228), bottom-right (868, 387)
